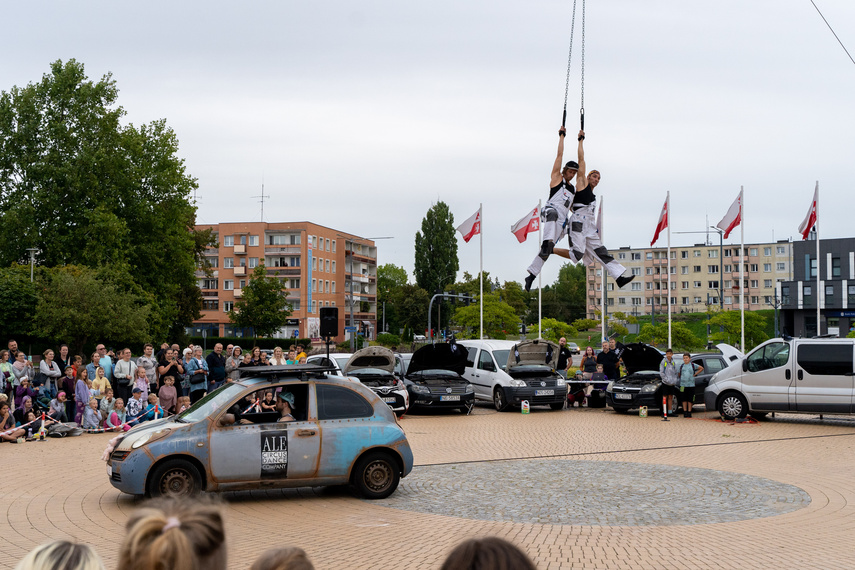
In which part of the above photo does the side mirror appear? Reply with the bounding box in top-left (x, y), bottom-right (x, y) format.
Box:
top-left (742, 359), bottom-right (748, 372)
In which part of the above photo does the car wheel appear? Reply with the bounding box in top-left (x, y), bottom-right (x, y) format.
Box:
top-left (550, 401), bottom-right (565, 410)
top-left (493, 387), bottom-right (510, 412)
top-left (718, 392), bottom-right (748, 420)
top-left (352, 451), bottom-right (400, 500)
top-left (147, 459), bottom-right (202, 498)
top-left (613, 407), bottom-right (631, 414)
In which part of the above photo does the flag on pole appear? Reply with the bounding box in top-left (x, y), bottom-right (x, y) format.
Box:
top-left (510, 207), bottom-right (540, 243)
top-left (716, 189), bottom-right (743, 239)
top-left (650, 198), bottom-right (668, 246)
top-left (456, 207), bottom-right (481, 243)
top-left (797, 182), bottom-right (819, 239)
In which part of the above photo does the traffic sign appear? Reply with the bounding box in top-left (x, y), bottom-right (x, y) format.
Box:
top-left (344, 326), bottom-right (357, 332)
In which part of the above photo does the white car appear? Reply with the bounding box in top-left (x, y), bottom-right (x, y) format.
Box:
top-left (305, 353), bottom-right (353, 375)
top-left (343, 347), bottom-right (409, 417)
top-left (458, 339), bottom-right (568, 411)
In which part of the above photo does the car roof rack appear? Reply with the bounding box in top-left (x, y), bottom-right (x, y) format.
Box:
top-left (238, 363), bottom-right (337, 382)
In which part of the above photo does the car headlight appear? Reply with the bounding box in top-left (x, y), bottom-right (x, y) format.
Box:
top-left (555, 376), bottom-right (566, 385)
top-left (411, 384), bottom-right (430, 394)
top-left (708, 372), bottom-right (719, 385)
top-left (465, 384), bottom-right (474, 393)
top-left (606, 381), bottom-right (614, 392)
top-left (640, 383), bottom-right (659, 394)
top-left (131, 432), bottom-right (152, 449)
top-left (509, 379), bottom-right (527, 388)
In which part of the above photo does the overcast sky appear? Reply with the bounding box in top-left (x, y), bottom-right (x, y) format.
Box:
top-left (4, 1), bottom-right (854, 287)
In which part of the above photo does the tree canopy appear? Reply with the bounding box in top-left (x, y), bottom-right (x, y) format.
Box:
top-left (453, 293), bottom-right (521, 340)
top-left (414, 201), bottom-right (459, 296)
top-left (708, 310), bottom-right (769, 351)
top-left (635, 321), bottom-right (703, 351)
top-left (538, 263), bottom-right (587, 323)
top-left (228, 264), bottom-right (292, 338)
top-left (0, 59), bottom-right (209, 341)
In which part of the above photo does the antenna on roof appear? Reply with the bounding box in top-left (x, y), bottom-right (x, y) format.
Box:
top-left (252, 180), bottom-right (271, 222)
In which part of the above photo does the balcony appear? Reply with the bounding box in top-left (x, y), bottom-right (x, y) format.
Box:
top-left (265, 246), bottom-right (301, 255)
top-left (267, 267), bottom-right (301, 276)
top-left (234, 288), bottom-right (243, 298)
top-left (201, 291), bottom-right (219, 298)
top-left (234, 244), bottom-right (246, 255)
top-left (234, 266), bottom-right (247, 277)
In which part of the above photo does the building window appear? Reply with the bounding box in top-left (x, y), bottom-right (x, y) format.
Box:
top-left (764, 263), bottom-right (771, 272)
top-left (201, 278), bottom-right (218, 289)
top-left (681, 251), bottom-right (688, 259)
top-left (724, 249), bottom-right (731, 257)
top-left (751, 296), bottom-right (759, 304)
top-left (693, 266), bottom-right (701, 272)
top-left (239, 280), bottom-right (246, 288)
top-left (764, 247), bottom-right (772, 256)
top-left (326, 259), bottom-right (330, 272)
top-left (694, 250), bottom-right (701, 257)
top-left (826, 285), bottom-right (834, 305)
top-left (632, 297), bottom-right (642, 305)
top-left (832, 257), bottom-right (841, 278)
top-left (708, 250), bottom-right (718, 258)
top-left (249, 235), bottom-right (259, 246)
top-left (249, 257), bottom-right (259, 268)
top-left (848, 285), bottom-right (855, 305)
top-left (646, 267), bottom-right (654, 275)
top-left (224, 257), bottom-right (234, 269)
top-left (631, 253), bottom-right (641, 260)
top-left (777, 246), bottom-right (786, 254)
top-left (723, 264), bottom-right (731, 272)
top-left (764, 279), bottom-right (772, 287)
top-left (239, 235), bottom-right (247, 245)
top-left (618, 297), bottom-right (626, 304)
top-left (289, 278), bottom-right (300, 289)
top-left (682, 281), bottom-right (689, 289)
top-left (331, 240), bottom-right (336, 253)
top-left (681, 297), bottom-right (688, 305)
top-left (724, 280), bottom-right (732, 288)
top-left (311, 300), bottom-right (316, 313)
top-left (724, 296), bottom-right (732, 304)
top-left (224, 236), bottom-right (234, 247)
top-left (708, 281), bottom-right (719, 289)
top-left (777, 262), bottom-right (786, 271)
top-left (331, 261), bottom-right (336, 273)
top-left (681, 266), bottom-right (688, 274)
top-left (708, 265), bottom-right (719, 273)
top-left (631, 267), bottom-right (641, 276)
top-left (202, 300), bottom-right (218, 311)
top-left (290, 257), bottom-right (300, 267)
top-left (331, 281), bottom-right (336, 293)
top-left (325, 280), bottom-right (330, 293)
top-left (750, 280), bottom-right (758, 288)
top-left (312, 258), bottom-right (317, 270)
top-left (312, 279), bottom-right (317, 292)
top-left (224, 280), bottom-right (233, 291)
top-left (749, 264), bottom-right (757, 272)
top-left (206, 256), bottom-right (218, 268)
top-left (326, 238), bottom-right (331, 252)
top-left (618, 253), bottom-right (626, 259)
top-left (223, 301), bottom-right (234, 312)
top-left (750, 248), bottom-right (758, 256)
top-left (804, 286), bottom-right (812, 296)
top-left (694, 281), bottom-right (702, 288)
top-left (646, 252), bottom-right (653, 260)
top-left (631, 282), bottom-right (641, 291)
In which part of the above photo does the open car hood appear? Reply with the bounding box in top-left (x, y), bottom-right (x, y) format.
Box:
top-left (716, 343), bottom-right (744, 365)
top-left (407, 342), bottom-right (467, 375)
top-left (343, 346), bottom-right (395, 374)
top-left (620, 343), bottom-right (665, 375)
top-left (506, 339), bottom-right (559, 370)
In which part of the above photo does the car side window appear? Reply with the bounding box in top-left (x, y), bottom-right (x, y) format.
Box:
top-left (478, 350), bottom-right (495, 372)
top-left (703, 358), bottom-right (724, 374)
top-left (746, 342), bottom-right (790, 373)
top-left (797, 344), bottom-right (854, 376)
top-left (316, 384), bottom-right (373, 420)
top-left (465, 347), bottom-right (477, 368)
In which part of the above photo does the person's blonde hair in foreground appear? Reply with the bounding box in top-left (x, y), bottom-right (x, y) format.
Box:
top-left (14, 541), bottom-right (104, 570)
top-left (117, 498), bottom-right (226, 570)
top-left (250, 547), bottom-right (315, 570)
top-left (440, 537), bottom-right (537, 570)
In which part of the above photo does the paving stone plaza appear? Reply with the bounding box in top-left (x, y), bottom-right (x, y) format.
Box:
top-left (3, 404), bottom-right (854, 569)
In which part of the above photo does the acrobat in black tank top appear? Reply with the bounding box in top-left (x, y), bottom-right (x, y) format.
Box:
top-left (549, 180), bottom-right (574, 199)
top-left (572, 185), bottom-right (595, 207)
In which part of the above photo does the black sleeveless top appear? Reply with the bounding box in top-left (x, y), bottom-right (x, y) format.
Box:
top-left (549, 180), bottom-right (574, 199)
top-left (572, 185), bottom-right (595, 207)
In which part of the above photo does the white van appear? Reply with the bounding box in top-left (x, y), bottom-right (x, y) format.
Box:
top-left (457, 339), bottom-right (567, 411)
top-left (704, 337), bottom-right (855, 420)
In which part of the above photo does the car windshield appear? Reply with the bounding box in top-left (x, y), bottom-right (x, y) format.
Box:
top-left (334, 356), bottom-right (351, 371)
top-left (177, 382), bottom-right (246, 423)
top-left (492, 350), bottom-right (510, 371)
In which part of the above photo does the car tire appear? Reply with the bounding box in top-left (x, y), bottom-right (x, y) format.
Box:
top-left (718, 391), bottom-right (749, 420)
top-left (493, 387), bottom-right (510, 412)
top-left (351, 451), bottom-right (400, 500)
top-left (549, 401), bottom-right (565, 411)
top-left (147, 459), bottom-right (202, 499)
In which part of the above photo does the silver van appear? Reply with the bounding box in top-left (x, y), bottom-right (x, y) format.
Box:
top-left (705, 337), bottom-right (855, 420)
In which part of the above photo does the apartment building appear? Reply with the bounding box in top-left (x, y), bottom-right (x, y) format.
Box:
top-left (192, 222), bottom-right (377, 342)
top-left (780, 236), bottom-right (855, 338)
top-left (586, 240), bottom-right (793, 319)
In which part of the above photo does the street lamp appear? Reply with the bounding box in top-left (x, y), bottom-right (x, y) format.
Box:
top-left (25, 248), bottom-right (38, 282)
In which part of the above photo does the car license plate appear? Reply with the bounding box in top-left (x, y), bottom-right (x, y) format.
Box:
top-left (383, 397), bottom-right (396, 403)
top-left (615, 393), bottom-right (632, 400)
top-left (535, 389), bottom-right (554, 396)
top-left (107, 463), bottom-right (113, 477)
top-left (440, 395), bottom-right (460, 401)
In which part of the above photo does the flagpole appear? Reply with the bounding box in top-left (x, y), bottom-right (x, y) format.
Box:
top-left (538, 199), bottom-right (542, 339)
top-left (600, 199), bottom-right (605, 341)
top-left (667, 191), bottom-right (672, 348)
top-left (479, 203), bottom-right (484, 340)
top-left (815, 182), bottom-right (820, 336)
top-left (740, 186), bottom-right (745, 351)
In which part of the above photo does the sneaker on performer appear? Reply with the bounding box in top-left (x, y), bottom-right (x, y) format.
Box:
top-left (616, 274), bottom-right (635, 289)
top-left (524, 272), bottom-right (536, 292)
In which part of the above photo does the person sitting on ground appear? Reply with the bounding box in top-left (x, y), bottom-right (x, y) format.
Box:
top-left (0, 402), bottom-right (26, 443)
top-left (14, 396), bottom-right (35, 426)
top-left (82, 398), bottom-right (103, 430)
top-left (24, 410), bottom-right (56, 437)
top-left (440, 537), bottom-right (537, 570)
top-left (91, 366), bottom-right (111, 405)
top-left (595, 363), bottom-right (607, 380)
top-left (117, 498), bottom-right (227, 570)
top-left (15, 379), bottom-right (36, 409)
top-left (13, 539), bottom-right (105, 570)
top-left (126, 388), bottom-right (146, 422)
top-left (99, 389), bottom-right (116, 426)
top-left (106, 398), bottom-right (128, 432)
top-left (250, 546), bottom-right (315, 570)
top-left (139, 393), bottom-right (162, 422)
top-left (49, 392), bottom-right (68, 423)
top-left (259, 391), bottom-right (276, 412)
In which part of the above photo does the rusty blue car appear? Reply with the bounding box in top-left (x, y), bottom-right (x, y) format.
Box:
top-left (106, 364), bottom-right (414, 500)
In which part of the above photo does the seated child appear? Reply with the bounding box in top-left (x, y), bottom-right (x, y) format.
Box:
top-left (82, 398), bottom-right (103, 430)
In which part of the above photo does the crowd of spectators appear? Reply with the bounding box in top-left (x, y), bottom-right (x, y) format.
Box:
top-left (12, 498), bottom-right (535, 570)
top-left (0, 339), bottom-right (311, 442)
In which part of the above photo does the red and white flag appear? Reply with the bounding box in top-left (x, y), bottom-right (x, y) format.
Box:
top-left (510, 206), bottom-right (539, 243)
top-left (716, 189), bottom-right (742, 239)
top-left (456, 207), bottom-right (481, 243)
top-left (650, 197), bottom-right (668, 246)
top-left (798, 182), bottom-right (818, 239)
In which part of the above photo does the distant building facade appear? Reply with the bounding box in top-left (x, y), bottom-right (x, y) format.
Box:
top-left (586, 240), bottom-right (794, 319)
top-left (780, 235), bottom-right (855, 338)
top-left (192, 221), bottom-right (377, 342)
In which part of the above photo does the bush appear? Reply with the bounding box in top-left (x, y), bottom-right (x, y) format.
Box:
top-left (376, 333), bottom-right (401, 347)
top-left (572, 318), bottom-right (600, 331)
top-left (336, 336), bottom-right (367, 352)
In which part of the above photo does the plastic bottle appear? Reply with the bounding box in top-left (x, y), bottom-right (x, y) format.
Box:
top-left (27, 428), bottom-right (33, 439)
top-left (521, 400), bottom-right (530, 414)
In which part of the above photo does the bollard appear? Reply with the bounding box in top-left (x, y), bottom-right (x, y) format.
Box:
top-left (661, 396), bottom-right (669, 421)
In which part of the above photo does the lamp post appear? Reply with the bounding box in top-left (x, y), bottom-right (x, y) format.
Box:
top-left (25, 248), bottom-right (38, 282)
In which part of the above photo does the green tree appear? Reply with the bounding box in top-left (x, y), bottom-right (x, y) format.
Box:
top-left (0, 265), bottom-right (39, 340)
top-left (228, 264), bottom-right (292, 338)
top-left (539, 263), bottom-right (587, 323)
top-left (708, 310), bottom-right (769, 351)
top-left (635, 321), bottom-right (703, 351)
top-left (32, 266), bottom-right (150, 354)
top-left (538, 318), bottom-right (578, 342)
top-left (377, 263), bottom-right (408, 334)
top-left (414, 201), bottom-right (459, 296)
top-left (572, 318), bottom-right (600, 331)
top-left (0, 59), bottom-right (208, 340)
top-left (391, 284), bottom-right (430, 336)
top-left (452, 293), bottom-right (521, 339)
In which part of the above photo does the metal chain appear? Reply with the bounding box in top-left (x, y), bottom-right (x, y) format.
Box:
top-left (563, 0), bottom-right (579, 111)
top-left (580, 0), bottom-right (586, 118)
